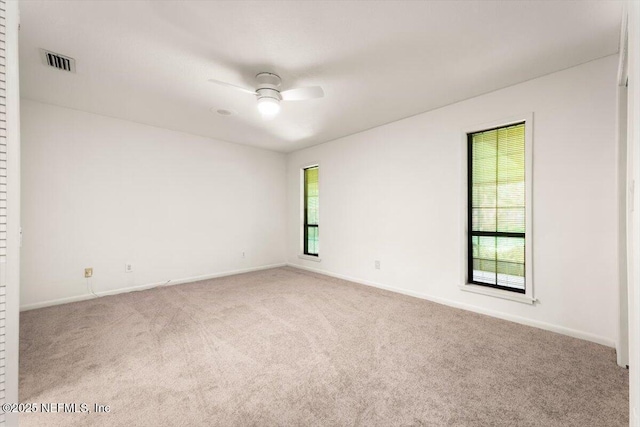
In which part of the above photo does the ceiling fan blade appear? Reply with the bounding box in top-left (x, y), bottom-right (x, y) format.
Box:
top-left (208, 79), bottom-right (257, 95)
top-left (280, 86), bottom-right (324, 101)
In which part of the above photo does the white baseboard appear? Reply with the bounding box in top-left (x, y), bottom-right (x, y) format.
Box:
top-left (287, 263), bottom-right (615, 348)
top-left (20, 263), bottom-right (287, 311)
top-left (23, 261), bottom-right (615, 349)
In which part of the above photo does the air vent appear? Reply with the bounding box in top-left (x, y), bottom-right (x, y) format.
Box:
top-left (40, 49), bottom-right (76, 72)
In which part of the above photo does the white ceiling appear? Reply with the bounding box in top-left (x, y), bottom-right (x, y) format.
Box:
top-left (19, 1), bottom-right (623, 152)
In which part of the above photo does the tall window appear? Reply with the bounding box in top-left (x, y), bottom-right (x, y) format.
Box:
top-left (468, 123), bottom-right (526, 293)
top-left (304, 166), bottom-right (319, 256)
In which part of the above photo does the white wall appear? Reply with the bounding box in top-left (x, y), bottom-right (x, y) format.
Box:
top-left (626, 1), bottom-right (640, 424)
top-left (617, 81), bottom-right (629, 367)
top-left (21, 100), bottom-right (286, 309)
top-left (287, 55), bottom-right (619, 346)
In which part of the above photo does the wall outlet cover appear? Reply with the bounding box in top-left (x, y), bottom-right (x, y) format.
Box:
top-left (84, 268), bottom-right (93, 278)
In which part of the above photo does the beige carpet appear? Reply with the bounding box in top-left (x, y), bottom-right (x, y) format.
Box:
top-left (19, 267), bottom-right (628, 426)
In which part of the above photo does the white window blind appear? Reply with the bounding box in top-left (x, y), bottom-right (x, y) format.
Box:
top-left (468, 123), bottom-right (526, 293)
top-left (303, 166), bottom-right (319, 256)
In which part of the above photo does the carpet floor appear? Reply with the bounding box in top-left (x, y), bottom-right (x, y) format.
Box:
top-left (19, 267), bottom-right (628, 426)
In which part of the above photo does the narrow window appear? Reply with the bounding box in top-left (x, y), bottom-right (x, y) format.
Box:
top-left (304, 166), bottom-right (319, 256)
top-left (468, 123), bottom-right (526, 293)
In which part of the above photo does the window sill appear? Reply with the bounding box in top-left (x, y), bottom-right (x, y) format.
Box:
top-left (298, 254), bottom-right (321, 262)
top-left (459, 283), bottom-right (536, 305)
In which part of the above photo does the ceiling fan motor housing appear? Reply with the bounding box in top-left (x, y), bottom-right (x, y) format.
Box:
top-left (256, 72), bottom-right (282, 101)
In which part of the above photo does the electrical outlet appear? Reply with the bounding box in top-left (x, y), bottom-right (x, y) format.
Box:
top-left (125, 263), bottom-right (133, 273)
top-left (84, 268), bottom-right (93, 278)
top-left (375, 260), bottom-right (381, 270)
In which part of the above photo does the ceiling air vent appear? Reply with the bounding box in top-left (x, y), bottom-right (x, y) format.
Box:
top-left (40, 49), bottom-right (76, 73)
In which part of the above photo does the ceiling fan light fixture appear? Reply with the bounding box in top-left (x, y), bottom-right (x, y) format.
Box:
top-left (257, 97), bottom-right (281, 118)
top-left (208, 72), bottom-right (324, 120)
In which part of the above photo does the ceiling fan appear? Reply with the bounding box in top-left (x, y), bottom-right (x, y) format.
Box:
top-left (208, 72), bottom-right (324, 119)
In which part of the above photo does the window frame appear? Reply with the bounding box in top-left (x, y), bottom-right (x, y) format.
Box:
top-left (299, 162), bottom-right (321, 262)
top-left (460, 114), bottom-right (535, 304)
